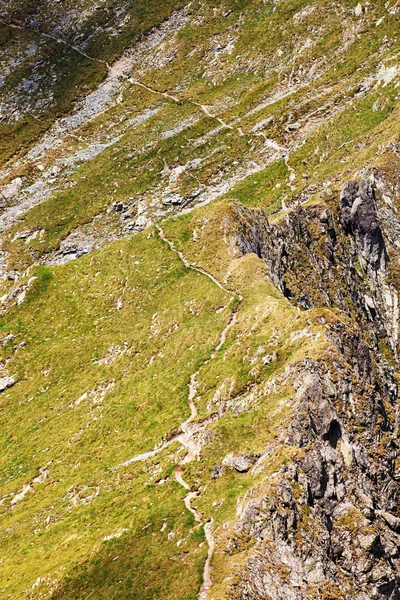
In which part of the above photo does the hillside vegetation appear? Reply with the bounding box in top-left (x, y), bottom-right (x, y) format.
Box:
top-left (0, 1), bottom-right (400, 599)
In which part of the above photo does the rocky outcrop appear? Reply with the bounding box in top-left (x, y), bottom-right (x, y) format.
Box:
top-left (340, 178), bottom-right (386, 272)
top-left (340, 175), bottom-right (398, 354)
top-left (0, 177), bottom-right (22, 207)
top-left (228, 329), bottom-right (400, 599)
top-left (229, 172), bottom-right (400, 599)
top-left (233, 170), bottom-right (400, 354)
top-left (0, 374), bottom-right (15, 392)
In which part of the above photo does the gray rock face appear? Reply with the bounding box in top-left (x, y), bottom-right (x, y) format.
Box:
top-left (340, 178), bottom-right (387, 273)
top-left (228, 344), bottom-right (400, 599)
top-left (230, 178), bottom-right (400, 599)
top-left (233, 171), bottom-right (399, 352)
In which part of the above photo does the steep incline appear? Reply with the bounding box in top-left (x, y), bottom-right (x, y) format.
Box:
top-left (0, 1), bottom-right (400, 599)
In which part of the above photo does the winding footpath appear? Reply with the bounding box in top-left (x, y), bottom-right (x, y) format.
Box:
top-left (113, 225), bottom-right (243, 599)
top-left (0, 19), bottom-right (110, 68)
top-left (158, 225), bottom-right (241, 599)
top-left (156, 226), bottom-right (243, 599)
top-left (0, 17), bottom-right (292, 243)
top-left (1, 19), bottom-right (281, 149)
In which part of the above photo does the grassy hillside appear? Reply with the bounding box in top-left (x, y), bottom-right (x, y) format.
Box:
top-left (0, 206), bottom-right (335, 598)
top-left (0, 0), bottom-right (188, 164)
top-left (0, 0), bottom-right (399, 598)
top-left (1, 0), bottom-right (399, 273)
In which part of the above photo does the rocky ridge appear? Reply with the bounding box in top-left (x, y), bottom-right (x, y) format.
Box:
top-left (0, 1), bottom-right (399, 599)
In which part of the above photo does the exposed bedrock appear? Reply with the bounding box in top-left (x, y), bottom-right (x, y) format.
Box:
top-left (233, 170), bottom-right (400, 354)
top-left (228, 333), bottom-right (400, 599)
top-left (229, 171), bottom-right (400, 599)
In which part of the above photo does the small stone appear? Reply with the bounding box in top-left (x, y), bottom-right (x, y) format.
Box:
top-left (380, 511), bottom-right (400, 531)
top-left (307, 566), bottom-right (325, 584)
top-left (211, 465), bottom-right (223, 480)
top-left (113, 202), bottom-right (125, 212)
top-left (286, 122), bottom-right (301, 132)
top-left (7, 270), bottom-right (19, 281)
top-left (0, 177), bottom-right (23, 202)
top-left (161, 191), bottom-right (185, 206)
top-left (359, 533), bottom-right (379, 550)
top-left (16, 290), bottom-right (26, 305)
top-left (0, 375), bottom-right (16, 392)
top-left (262, 352), bottom-right (277, 365)
top-left (354, 3), bottom-right (363, 16)
top-left (222, 453), bottom-right (259, 473)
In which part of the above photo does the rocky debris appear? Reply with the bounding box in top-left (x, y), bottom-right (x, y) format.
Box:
top-left (285, 121), bottom-right (301, 132)
top-left (65, 484), bottom-right (100, 507)
top-left (112, 201), bottom-right (126, 212)
top-left (0, 332), bottom-right (14, 347)
top-left (69, 381), bottom-right (115, 409)
top-left (49, 238), bottom-right (94, 265)
top-left (210, 464), bottom-right (224, 480)
top-left (6, 270), bottom-right (19, 281)
top-left (10, 467), bottom-right (48, 508)
top-left (162, 190), bottom-right (186, 206)
top-left (228, 337), bottom-right (400, 599)
top-left (250, 346), bottom-right (278, 366)
top-left (0, 177), bottom-right (23, 205)
top-left (45, 216), bottom-right (119, 266)
top-left (10, 483), bottom-right (32, 508)
top-left (354, 2), bottom-right (363, 17)
top-left (0, 275), bottom-right (38, 310)
top-left (95, 343), bottom-right (128, 366)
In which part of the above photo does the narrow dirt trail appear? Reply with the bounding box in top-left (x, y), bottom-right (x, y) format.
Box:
top-left (200, 520), bottom-right (215, 600)
top-left (127, 79), bottom-right (248, 141)
top-left (0, 20), bottom-right (110, 68)
top-left (193, 102), bottom-right (234, 132)
top-left (114, 226), bottom-right (243, 599)
top-left (128, 78), bottom-right (182, 104)
top-left (158, 224), bottom-right (242, 600)
top-left (2, 18), bottom-right (244, 138)
top-left (156, 225), bottom-right (236, 297)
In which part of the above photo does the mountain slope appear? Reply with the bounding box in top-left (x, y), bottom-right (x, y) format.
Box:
top-left (0, 1), bottom-right (400, 599)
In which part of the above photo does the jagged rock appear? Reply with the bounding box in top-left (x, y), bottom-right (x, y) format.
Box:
top-left (113, 201), bottom-right (126, 212)
top-left (161, 191), bottom-right (185, 205)
top-left (227, 330), bottom-right (400, 600)
top-left (210, 465), bottom-right (223, 480)
top-left (6, 270), bottom-right (19, 281)
top-left (340, 178), bottom-right (386, 272)
top-left (233, 173), bottom-right (400, 353)
top-left (380, 512), bottom-right (400, 532)
top-left (354, 2), bottom-right (363, 16)
top-left (286, 122), bottom-right (301, 132)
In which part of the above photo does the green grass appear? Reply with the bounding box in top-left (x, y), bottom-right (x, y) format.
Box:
top-left (0, 226), bottom-right (232, 598)
top-left (0, 201), bottom-right (340, 599)
top-left (1, 0), bottom-right (400, 597)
